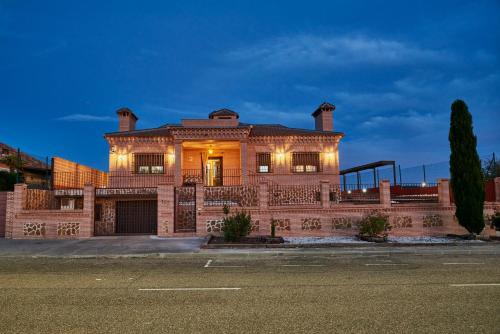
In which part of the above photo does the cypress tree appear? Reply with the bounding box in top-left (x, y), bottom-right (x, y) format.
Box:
top-left (449, 99), bottom-right (484, 235)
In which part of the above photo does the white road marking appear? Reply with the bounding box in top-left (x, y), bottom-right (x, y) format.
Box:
top-left (443, 263), bottom-right (484, 265)
top-left (139, 287), bottom-right (241, 291)
top-left (281, 264), bottom-right (326, 267)
top-left (450, 284), bottom-right (500, 287)
top-left (204, 260), bottom-right (213, 268)
top-left (95, 278), bottom-right (102, 281)
top-left (365, 263), bottom-right (409, 266)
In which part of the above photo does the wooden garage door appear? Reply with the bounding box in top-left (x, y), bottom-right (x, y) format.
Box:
top-left (115, 200), bottom-right (157, 234)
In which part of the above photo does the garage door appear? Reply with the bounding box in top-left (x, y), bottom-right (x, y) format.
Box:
top-left (115, 200), bottom-right (157, 234)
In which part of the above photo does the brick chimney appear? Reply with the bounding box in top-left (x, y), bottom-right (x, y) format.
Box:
top-left (116, 107), bottom-right (138, 132)
top-left (312, 102), bottom-right (335, 132)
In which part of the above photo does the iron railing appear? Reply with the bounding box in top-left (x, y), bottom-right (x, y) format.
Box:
top-left (390, 183), bottom-right (438, 203)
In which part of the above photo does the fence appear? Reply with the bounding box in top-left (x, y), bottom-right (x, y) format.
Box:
top-left (23, 189), bottom-right (84, 210)
top-left (390, 183), bottom-right (438, 203)
top-left (338, 184), bottom-right (380, 204)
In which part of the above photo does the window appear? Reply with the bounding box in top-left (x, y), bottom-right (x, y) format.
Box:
top-left (60, 198), bottom-right (75, 210)
top-left (256, 153), bottom-right (272, 173)
top-left (134, 153), bottom-right (164, 174)
top-left (292, 152), bottom-right (320, 173)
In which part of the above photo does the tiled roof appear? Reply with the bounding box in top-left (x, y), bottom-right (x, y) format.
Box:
top-left (208, 108), bottom-right (239, 119)
top-left (105, 123), bottom-right (343, 138)
top-left (0, 143), bottom-right (49, 170)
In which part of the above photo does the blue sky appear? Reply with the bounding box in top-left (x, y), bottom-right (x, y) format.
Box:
top-left (1, 0), bottom-right (499, 171)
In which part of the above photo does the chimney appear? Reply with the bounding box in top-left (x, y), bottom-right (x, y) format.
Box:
top-left (312, 102), bottom-right (335, 131)
top-left (116, 107), bottom-right (138, 132)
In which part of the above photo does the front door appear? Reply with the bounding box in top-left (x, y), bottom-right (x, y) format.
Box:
top-left (206, 157), bottom-right (223, 186)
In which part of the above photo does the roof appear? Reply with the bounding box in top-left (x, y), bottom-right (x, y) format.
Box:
top-left (209, 108), bottom-right (239, 119)
top-left (105, 123), bottom-right (343, 138)
top-left (340, 161), bottom-right (395, 175)
top-left (0, 143), bottom-right (50, 171)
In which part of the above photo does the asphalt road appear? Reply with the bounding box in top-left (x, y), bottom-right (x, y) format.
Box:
top-left (0, 248), bottom-right (499, 333)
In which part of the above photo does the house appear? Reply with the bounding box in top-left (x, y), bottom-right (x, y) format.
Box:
top-left (0, 143), bottom-right (51, 188)
top-left (104, 102), bottom-right (343, 188)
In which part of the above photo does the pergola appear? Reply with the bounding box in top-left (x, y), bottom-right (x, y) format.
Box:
top-left (339, 160), bottom-right (397, 189)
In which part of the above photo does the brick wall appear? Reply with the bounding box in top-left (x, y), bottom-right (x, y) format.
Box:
top-left (0, 192), bottom-right (6, 237)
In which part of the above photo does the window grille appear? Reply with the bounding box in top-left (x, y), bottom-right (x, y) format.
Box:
top-left (256, 153), bottom-right (272, 173)
top-left (133, 153), bottom-right (164, 174)
top-left (291, 152), bottom-right (320, 173)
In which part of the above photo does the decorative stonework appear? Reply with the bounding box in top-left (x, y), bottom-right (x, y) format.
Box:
top-left (273, 219), bottom-right (291, 231)
top-left (302, 218), bottom-right (321, 230)
top-left (163, 221), bottom-right (169, 234)
top-left (23, 222), bottom-right (46, 236)
top-left (423, 214), bottom-right (443, 228)
top-left (57, 222), bottom-right (80, 236)
top-left (94, 199), bottom-right (115, 236)
top-left (392, 216), bottom-right (413, 229)
top-left (204, 186), bottom-right (259, 207)
top-left (269, 185), bottom-right (321, 206)
top-left (332, 217), bottom-right (353, 230)
top-left (251, 220), bottom-right (259, 232)
top-left (206, 219), bottom-right (224, 233)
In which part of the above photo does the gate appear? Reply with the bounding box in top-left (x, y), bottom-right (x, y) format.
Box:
top-left (115, 200), bottom-right (157, 234)
top-left (174, 186), bottom-right (196, 232)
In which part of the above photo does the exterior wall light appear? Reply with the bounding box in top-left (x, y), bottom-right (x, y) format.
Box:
top-left (275, 152), bottom-right (285, 164)
top-left (362, 188), bottom-right (367, 193)
top-left (421, 182), bottom-right (427, 187)
top-left (117, 154), bottom-right (127, 162)
top-left (347, 190), bottom-right (352, 194)
top-left (208, 149), bottom-right (214, 155)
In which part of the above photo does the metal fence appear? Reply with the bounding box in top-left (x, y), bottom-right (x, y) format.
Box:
top-left (390, 183), bottom-right (438, 203)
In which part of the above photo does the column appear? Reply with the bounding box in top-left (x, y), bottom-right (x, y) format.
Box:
top-left (158, 183), bottom-right (174, 237)
top-left (259, 181), bottom-right (269, 210)
top-left (174, 140), bottom-right (182, 186)
top-left (82, 185), bottom-right (95, 237)
top-left (438, 178), bottom-right (451, 207)
top-left (379, 180), bottom-right (391, 208)
top-left (240, 140), bottom-right (248, 184)
top-left (495, 177), bottom-right (500, 202)
top-left (12, 184), bottom-right (27, 238)
top-left (320, 180), bottom-right (330, 208)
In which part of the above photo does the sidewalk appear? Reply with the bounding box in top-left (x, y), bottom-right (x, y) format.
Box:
top-left (0, 236), bottom-right (205, 257)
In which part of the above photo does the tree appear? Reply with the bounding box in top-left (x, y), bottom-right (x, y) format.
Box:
top-left (0, 154), bottom-right (24, 173)
top-left (449, 99), bottom-right (484, 235)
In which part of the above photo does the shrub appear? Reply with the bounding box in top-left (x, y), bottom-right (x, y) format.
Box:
top-left (359, 211), bottom-right (391, 237)
top-left (0, 171), bottom-right (17, 191)
top-left (492, 214), bottom-right (500, 231)
top-left (223, 211), bottom-right (252, 242)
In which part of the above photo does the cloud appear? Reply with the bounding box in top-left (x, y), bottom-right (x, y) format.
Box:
top-left (224, 34), bottom-right (451, 70)
top-left (55, 114), bottom-right (114, 122)
top-left (237, 101), bottom-right (312, 125)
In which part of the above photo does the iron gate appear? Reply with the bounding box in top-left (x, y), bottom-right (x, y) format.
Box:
top-left (174, 186), bottom-right (196, 232)
top-left (115, 200), bottom-right (157, 234)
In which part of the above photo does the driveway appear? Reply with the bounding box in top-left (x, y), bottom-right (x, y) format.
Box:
top-left (0, 236), bottom-right (204, 257)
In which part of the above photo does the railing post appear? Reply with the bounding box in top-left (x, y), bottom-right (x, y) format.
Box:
top-left (320, 180), bottom-right (330, 208)
top-left (438, 178), bottom-right (451, 207)
top-left (174, 140), bottom-right (182, 186)
top-left (240, 140), bottom-right (248, 185)
top-left (82, 184), bottom-right (95, 237)
top-left (259, 181), bottom-right (269, 210)
top-left (379, 180), bottom-right (391, 208)
top-left (495, 177), bottom-right (500, 202)
top-left (157, 183), bottom-right (174, 237)
top-left (195, 181), bottom-right (204, 210)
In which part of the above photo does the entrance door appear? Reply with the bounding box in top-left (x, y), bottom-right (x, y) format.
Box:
top-left (115, 200), bottom-right (157, 234)
top-left (206, 157), bottom-right (223, 186)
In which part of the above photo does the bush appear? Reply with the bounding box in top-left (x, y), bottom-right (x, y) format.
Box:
top-left (492, 214), bottom-right (500, 231)
top-left (0, 171), bottom-right (17, 191)
top-left (223, 211), bottom-right (252, 242)
top-left (359, 211), bottom-right (391, 237)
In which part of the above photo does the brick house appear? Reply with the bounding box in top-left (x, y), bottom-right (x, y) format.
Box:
top-left (104, 102), bottom-right (342, 188)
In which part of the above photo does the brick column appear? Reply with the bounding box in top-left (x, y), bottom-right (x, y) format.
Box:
top-left (320, 180), bottom-right (330, 208)
top-left (81, 185), bottom-right (95, 237)
top-left (5, 192), bottom-right (14, 239)
top-left (495, 177), bottom-right (500, 202)
top-left (11, 184), bottom-right (27, 239)
top-left (174, 140), bottom-right (182, 186)
top-left (158, 184), bottom-right (174, 237)
top-left (259, 182), bottom-right (269, 210)
top-left (379, 180), bottom-right (391, 208)
top-left (240, 140), bottom-right (248, 184)
top-left (438, 178), bottom-right (451, 207)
